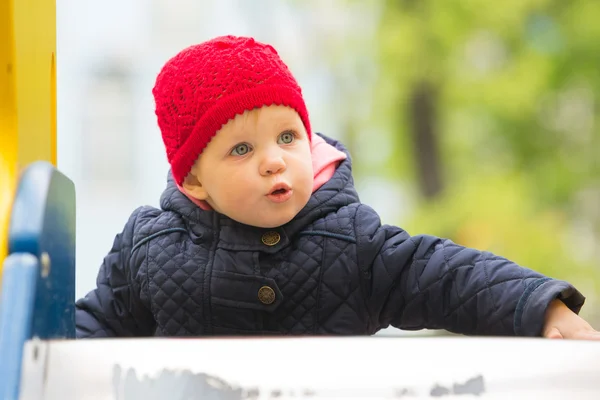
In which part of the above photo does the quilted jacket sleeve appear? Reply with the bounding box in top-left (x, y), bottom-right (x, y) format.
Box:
top-left (354, 204), bottom-right (586, 336)
top-left (75, 208), bottom-right (155, 338)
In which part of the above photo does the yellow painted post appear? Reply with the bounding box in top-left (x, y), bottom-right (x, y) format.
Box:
top-left (0, 0), bottom-right (57, 275)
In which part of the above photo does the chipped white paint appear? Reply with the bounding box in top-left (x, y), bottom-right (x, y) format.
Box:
top-left (19, 337), bottom-right (600, 399)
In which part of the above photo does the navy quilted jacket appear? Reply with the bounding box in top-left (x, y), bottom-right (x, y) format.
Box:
top-left (76, 134), bottom-right (585, 338)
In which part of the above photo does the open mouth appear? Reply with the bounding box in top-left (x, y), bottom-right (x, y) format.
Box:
top-left (267, 183), bottom-right (292, 203)
top-left (268, 183), bottom-right (291, 195)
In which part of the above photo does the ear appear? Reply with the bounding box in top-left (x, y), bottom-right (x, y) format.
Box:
top-left (182, 169), bottom-right (209, 201)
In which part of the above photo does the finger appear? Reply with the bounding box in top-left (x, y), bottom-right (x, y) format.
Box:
top-left (574, 330), bottom-right (600, 341)
top-left (544, 327), bottom-right (563, 339)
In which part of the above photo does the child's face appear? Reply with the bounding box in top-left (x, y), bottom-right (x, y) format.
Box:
top-left (184, 105), bottom-right (314, 228)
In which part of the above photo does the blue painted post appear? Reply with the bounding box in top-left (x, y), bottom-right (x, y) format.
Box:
top-left (0, 161), bottom-right (76, 400)
top-left (0, 254), bottom-right (40, 400)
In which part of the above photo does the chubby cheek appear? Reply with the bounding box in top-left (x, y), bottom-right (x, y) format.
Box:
top-left (213, 170), bottom-right (254, 206)
top-left (296, 156), bottom-right (314, 198)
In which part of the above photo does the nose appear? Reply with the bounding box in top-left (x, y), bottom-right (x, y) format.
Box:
top-left (259, 150), bottom-right (286, 176)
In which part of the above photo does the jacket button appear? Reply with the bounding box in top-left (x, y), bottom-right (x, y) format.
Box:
top-left (261, 231), bottom-right (280, 246)
top-left (258, 286), bottom-right (276, 305)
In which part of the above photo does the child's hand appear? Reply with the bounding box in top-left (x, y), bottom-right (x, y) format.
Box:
top-left (542, 299), bottom-right (600, 340)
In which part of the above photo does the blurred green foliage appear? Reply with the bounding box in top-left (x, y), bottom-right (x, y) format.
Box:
top-left (365, 0), bottom-right (600, 322)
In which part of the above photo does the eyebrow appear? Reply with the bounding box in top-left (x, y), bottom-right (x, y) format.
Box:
top-left (271, 117), bottom-right (304, 134)
top-left (224, 130), bottom-right (250, 142)
top-left (223, 112), bottom-right (303, 143)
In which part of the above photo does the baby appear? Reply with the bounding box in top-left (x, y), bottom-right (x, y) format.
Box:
top-left (76, 35), bottom-right (599, 340)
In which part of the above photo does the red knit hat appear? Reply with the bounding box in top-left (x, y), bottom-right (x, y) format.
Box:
top-left (152, 35), bottom-right (312, 185)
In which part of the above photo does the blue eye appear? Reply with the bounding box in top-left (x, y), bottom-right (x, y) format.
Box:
top-left (231, 143), bottom-right (251, 156)
top-left (278, 131), bottom-right (295, 144)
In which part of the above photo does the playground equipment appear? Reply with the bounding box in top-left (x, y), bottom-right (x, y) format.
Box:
top-left (0, 162), bottom-right (75, 400)
top-left (15, 336), bottom-right (600, 399)
top-left (1, 0), bottom-right (65, 398)
top-left (1, 0), bottom-right (57, 274)
top-left (1, 1), bottom-right (600, 399)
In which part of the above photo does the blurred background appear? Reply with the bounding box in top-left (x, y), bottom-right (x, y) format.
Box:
top-left (57, 0), bottom-right (600, 333)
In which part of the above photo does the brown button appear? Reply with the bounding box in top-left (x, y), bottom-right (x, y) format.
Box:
top-left (261, 231), bottom-right (280, 246)
top-left (258, 286), bottom-right (276, 305)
